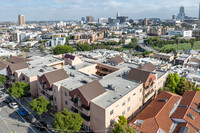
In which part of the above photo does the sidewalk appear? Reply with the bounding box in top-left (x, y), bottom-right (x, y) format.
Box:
top-left (20, 97), bottom-right (55, 132)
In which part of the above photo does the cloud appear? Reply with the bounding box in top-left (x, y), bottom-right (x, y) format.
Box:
top-left (0, 0), bottom-right (199, 21)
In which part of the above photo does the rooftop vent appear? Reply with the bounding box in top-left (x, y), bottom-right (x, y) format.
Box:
top-left (187, 113), bottom-right (195, 120)
top-left (81, 80), bottom-right (88, 84)
top-left (158, 99), bottom-right (168, 102)
top-left (39, 69), bottom-right (44, 72)
top-left (126, 86), bottom-right (130, 89)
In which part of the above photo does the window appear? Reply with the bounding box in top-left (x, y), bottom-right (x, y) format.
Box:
top-left (140, 89), bottom-right (142, 93)
top-left (127, 106), bottom-right (130, 112)
top-left (128, 97), bottom-right (130, 102)
top-left (54, 97), bottom-right (56, 101)
top-left (110, 110), bottom-right (114, 115)
top-left (65, 101), bottom-right (68, 105)
top-left (54, 89), bottom-right (57, 93)
top-left (65, 91), bottom-right (68, 96)
top-left (122, 102), bottom-right (126, 106)
top-left (133, 93), bottom-right (136, 96)
top-left (122, 111), bottom-right (125, 116)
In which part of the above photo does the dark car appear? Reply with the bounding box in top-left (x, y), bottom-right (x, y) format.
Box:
top-left (25, 113), bottom-right (37, 123)
top-left (17, 108), bottom-right (28, 117)
top-left (4, 97), bottom-right (12, 103)
top-left (0, 92), bottom-right (4, 98)
top-left (34, 121), bottom-right (48, 131)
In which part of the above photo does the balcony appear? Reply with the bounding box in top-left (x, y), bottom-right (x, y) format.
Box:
top-left (143, 89), bottom-right (155, 103)
top-left (71, 99), bottom-right (90, 116)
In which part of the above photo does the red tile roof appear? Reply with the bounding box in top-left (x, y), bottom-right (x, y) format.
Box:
top-left (130, 91), bottom-right (181, 133)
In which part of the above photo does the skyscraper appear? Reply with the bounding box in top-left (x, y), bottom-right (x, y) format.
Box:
top-left (199, 3), bottom-right (200, 19)
top-left (177, 6), bottom-right (185, 21)
top-left (86, 16), bottom-right (94, 23)
top-left (116, 12), bottom-right (120, 19)
top-left (18, 15), bottom-right (25, 25)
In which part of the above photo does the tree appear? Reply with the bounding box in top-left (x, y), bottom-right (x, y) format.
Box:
top-left (29, 96), bottom-right (50, 119)
top-left (166, 73), bottom-right (177, 93)
top-left (112, 116), bottom-right (136, 133)
top-left (7, 82), bottom-right (30, 100)
top-left (76, 43), bottom-right (92, 51)
top-left (0, 75), bottom-right (7, 85)
top-left (53, 109), bottom-right (83, 133)
top-left (53, 45), bottom-right (74, 55)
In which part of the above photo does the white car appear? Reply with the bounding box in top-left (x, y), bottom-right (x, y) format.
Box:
top-left (9, 102), bottom-right (18, 109)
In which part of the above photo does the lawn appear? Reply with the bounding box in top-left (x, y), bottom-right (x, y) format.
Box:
top-left (154, 41), bottom-right (200, 51)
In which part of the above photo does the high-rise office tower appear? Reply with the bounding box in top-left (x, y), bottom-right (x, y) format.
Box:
top-left (172, 14), bottom-right (176, 20)
top-left (18, 15), bottom-right (25, 25)
top-left (177, 6), bottom-right (185, 21)
top-left (86, 16), bottom-right (94, 23)
top-left (116, 12), bottom-right (120, 19)
top-left (199, 3), bottom-right (200, 19)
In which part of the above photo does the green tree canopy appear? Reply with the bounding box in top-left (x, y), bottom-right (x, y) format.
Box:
top-left (53, 109), bottom-right (83, 133)
top-left (165, 73), bottom-right (199, 95)
top-left (7, 81), bottom-right (30, 98)
top-left (112, 116), bottom-right (136, 133)
top-left (53, 45), bottom-right (74, 55)
top-left (76, 43), bottom-right (92, 51)
top-left (0, 75), bottom-right (7, 85)
top-left (29, 96), bottom-right (50, 118)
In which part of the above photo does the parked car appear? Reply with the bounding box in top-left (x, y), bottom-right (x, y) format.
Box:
top-left (4, 97), bottom-right (12, 104)
top-left (9, 102), bottom-right (18, 109)
top-left (17, 108), bottom-right (28, 117)
top-left (34, 121), bottom-right (48, 131)
top-left (0, 92), bottom-right (4, 98)
top-left (25, 113), bottom-right (37, 123)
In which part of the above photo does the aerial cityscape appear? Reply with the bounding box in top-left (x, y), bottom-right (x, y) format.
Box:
top-left (0, 0), bottom-right (200, 133)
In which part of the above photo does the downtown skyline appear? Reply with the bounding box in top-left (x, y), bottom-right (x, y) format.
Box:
top-left (0, 0), bottom-right (200, 21)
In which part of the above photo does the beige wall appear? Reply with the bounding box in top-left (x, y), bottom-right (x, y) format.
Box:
top-left (65, 56), bottom-right (83, 66)
top-left (29, 75), bottom-right (39, 98)
top-left (78, 64), bottom-right (97, 75)
top-left (90, 83), bottom-right (143, 133)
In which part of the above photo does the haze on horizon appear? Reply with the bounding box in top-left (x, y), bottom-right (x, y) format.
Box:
top-left (0, 0), bottom-right (200, 21)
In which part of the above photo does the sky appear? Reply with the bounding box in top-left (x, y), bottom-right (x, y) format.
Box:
top-left (0, 0), bottom-right (200, 21)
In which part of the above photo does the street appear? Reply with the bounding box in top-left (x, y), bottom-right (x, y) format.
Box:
top-left (0, 88), bottom-right (53, 133)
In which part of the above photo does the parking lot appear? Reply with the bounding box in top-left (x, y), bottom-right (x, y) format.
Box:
top-left (0, 87), bottom-right (53, 133)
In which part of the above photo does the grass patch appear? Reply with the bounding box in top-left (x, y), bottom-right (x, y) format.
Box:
top-left (154, 41), bottom-right (200, 51)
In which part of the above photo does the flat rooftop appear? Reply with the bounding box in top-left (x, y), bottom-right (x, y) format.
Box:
top-left (92, 67), bottom-right (142, 108)
top-left (54, 65), bottom-right (99, 90)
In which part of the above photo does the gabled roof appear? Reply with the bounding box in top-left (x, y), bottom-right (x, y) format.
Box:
top-left (8, 62), bottom-right (28, 72)
top-left (126, 68), bottom-right (152, 83)
top-left (0, 61), bottom-right (11, 70)
top-left (64, 54), bottom-right (75, 60)
top-left (108, 56), bottom-right (124, 65)
top-left (171, 91), bottom-right (200, 131)
top-left (43, 69), bottom-right (69, 85)
top-left (7, 56), bottom-right (31, 64)
top-left (78, 80), bottom-right (106, 102)
top-left (138, 62), bottom-right (156, 72)
top-left (130, 91), bottom-right (181, 133)
top-left (69, 80), bottom-right (106, 106)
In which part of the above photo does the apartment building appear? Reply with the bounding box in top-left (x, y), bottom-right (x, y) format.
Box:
top-left (64, 54), bottom-right (83, 66)
top-left (131, 91), bottom-right (200, 133)
top-left (7, 55), bottom-right (64, 97)
top-left (49, 66), bottom-right (143, 132)
top-left (73, 32), bottom-right (104, 43)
